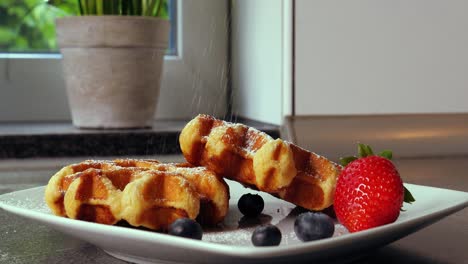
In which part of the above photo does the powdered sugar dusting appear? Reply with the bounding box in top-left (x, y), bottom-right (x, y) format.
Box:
top-left (1, 185), bottom-right (350, 248)
top-left (215, 119), bottom-right (273, 157)
top-left (0, 187), bottom-right (51, 213)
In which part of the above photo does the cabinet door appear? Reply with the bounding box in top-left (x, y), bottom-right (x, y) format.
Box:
top-left (295, 0), bottom-right (468, 115)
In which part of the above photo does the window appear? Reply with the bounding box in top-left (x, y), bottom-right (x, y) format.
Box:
top-left (0, 0), bottom-right (227, 121)
top-left (0, 0), bottom-right (176, 55)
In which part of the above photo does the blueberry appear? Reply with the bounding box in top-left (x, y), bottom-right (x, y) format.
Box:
top-left (251, 224), bottom-right (282, 247)
top-left (238, 193), bottom-right (264, 217)
top-left (168, 218), bottom-right (203, 240)
top-left (294, 212), bottom-right (335, 242)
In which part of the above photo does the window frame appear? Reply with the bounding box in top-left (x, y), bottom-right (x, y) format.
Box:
top-left (231, 0), bottom-right (293, 125)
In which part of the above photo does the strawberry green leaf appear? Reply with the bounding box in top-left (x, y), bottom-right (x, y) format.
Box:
top-left (339, 156), bottom-right (358, 167)
top-left (404, 186), bottom-right (415, 204)
top-left (378, 150), bottom-right (393, 160)
top-left (358, 144), bottom-right (368, 158)
top-left (364, 144), bottom-right (374, 156)
top-left (358, 143), bottom-right (374, 157)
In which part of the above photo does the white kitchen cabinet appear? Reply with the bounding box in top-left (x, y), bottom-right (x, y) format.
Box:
top-left (233, 0), bottom-right (468, 124)
top-left (295, 0), bottom-right (468, 116)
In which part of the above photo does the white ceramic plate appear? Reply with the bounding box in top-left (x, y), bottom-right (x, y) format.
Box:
top-left (0, 181), bottom-right (467, 264)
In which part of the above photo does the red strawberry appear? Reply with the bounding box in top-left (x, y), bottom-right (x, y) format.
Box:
top-left (334, 144), bottom-right (415, 233)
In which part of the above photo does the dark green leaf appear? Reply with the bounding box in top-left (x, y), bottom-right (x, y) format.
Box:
top-left (121, 0), bottom-right (127, 15)
top-left (358, 143), bottom-right (374, 158)
top-left (378, 150), bottom-right (393, 160)
top-left (403, 186), bottom-right (415, 204)
top-left (128, 0), bottom-right (134, 15)
top-left (364, 144), bottom-right (374, 156)
top-left (339, 156), bottom-right (358, 167)
top-left (358, 143), bottom-right (367, 158)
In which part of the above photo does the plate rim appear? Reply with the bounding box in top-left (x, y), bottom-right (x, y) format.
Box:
top-left (0, 183), bottom-right (467, 259)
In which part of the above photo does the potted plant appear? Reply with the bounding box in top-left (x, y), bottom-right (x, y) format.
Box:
top-left (50, 0), bottom-right (170, 128)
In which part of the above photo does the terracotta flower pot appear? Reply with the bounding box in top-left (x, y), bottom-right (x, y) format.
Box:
top-left (56, 16), bottom-right (170, 128)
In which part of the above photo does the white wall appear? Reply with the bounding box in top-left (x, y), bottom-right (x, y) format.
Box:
top-left (231, 0), bottom-right (292, 125)
top-left (295, 0), bottom-right (468, 115)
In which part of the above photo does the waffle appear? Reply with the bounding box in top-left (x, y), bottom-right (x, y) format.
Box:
top-left (113, 159), bottom-right (229, 225)
top-left (45, 159), bottom-right (229, 229)
top-left (179, 114), bottom-right (341, 211)
top-left (45, 160), bottom-right (117, 217)
top-left (120, 170), bottom-right (200, 230)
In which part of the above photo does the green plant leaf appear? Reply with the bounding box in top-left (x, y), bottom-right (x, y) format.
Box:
top-left (89, 0), bottom-right (96, 15)
top-left (121, 0), bottom-right (128, 15)
top-left (147, 0), bottom-right (158, 16)
top-left (0, 28), bottom-right (17, 42)
top-left (128, 0), bottom-right (134, 15)
top-left (134, 0), bottom-right (142, 15)
top-left (96, 0), bottom-right (103, 15)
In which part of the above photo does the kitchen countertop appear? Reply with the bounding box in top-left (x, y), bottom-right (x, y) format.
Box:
top-left (283, 114), bottom-right (468, 161)
top-left (0, 114), bottom-right (468, 264)
top-left (0, 155), bottom-right (467, 264)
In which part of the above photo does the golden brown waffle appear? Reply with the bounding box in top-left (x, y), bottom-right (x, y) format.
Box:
top-left (113, 159), bottom-right (229, 225)
top-left (179, 114), bottom-right (341, 211)
top-left (45, 160), bottom-right (118, 217)
top-left (45, 164), bottom-right (199, 230)
top-left (120, 170), bottom-right (200, 230)
top-left (45, 159), bottom-right (229, 229)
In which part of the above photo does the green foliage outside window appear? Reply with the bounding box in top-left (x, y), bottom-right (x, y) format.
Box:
top-left (0, 0), bottom-right (169, 53)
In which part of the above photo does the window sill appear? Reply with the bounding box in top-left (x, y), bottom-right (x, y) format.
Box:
top-left (0, 118), bottom-right (279, 159)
